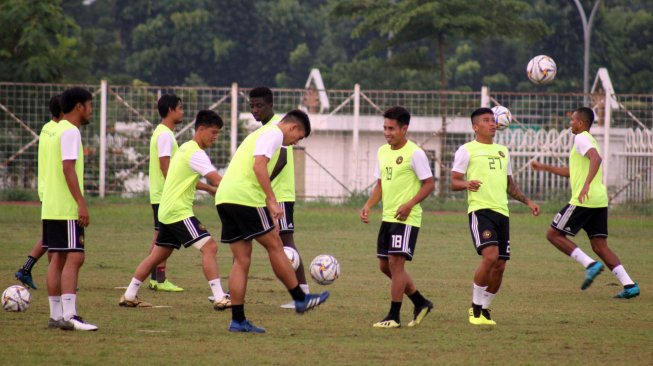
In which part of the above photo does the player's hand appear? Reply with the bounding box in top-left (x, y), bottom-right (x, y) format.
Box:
top-left (360, 206), bottom-right (370, 224)
top-left (266, 197), bottom-right (283, 221)
top-left (78, 201), bottom-right (90, 227)
top-left (394, 203), bottom-right (413, 221)
top-left (207, 186), bottom-right (217, 197)
top-left (467, 180), bottom-right (482, 192)
top-left (530, 161), bottom-right (544, 171)
top-left (528, 201), bottom-right (540, 217)
top-left (578, 184), bottom-right (590, 204)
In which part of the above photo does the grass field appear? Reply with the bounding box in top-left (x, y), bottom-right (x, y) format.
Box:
top-left (1, 200), bottom-right (651, 365)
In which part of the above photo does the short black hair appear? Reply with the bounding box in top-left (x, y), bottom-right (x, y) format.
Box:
top-left (49, 94), bottom-right (62, 118)
top-left (249, 86), bottom-right (273, 104)
top-left (158, 94), bottom-right (182, 118)
top-left (60, 87), bottom-right (93, 114)
top-left (383, 106), bottom-right (411, 126)
top-left (575, 107), bottom-right (595, 128)
top-left (195, 110), bottom-right (223, 129)
top-left (471, 108), bottom-right (494, 124)
top-left (281, 109), bottom-right (311, 138)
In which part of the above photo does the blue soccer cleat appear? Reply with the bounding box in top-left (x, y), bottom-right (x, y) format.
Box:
top-left (15, 269), bottom-right (37, 289)
top-left (581, 262), bottom-right (604, 290)
top-left (295, 291), bottom-right (329, 314)
top-left (228, 319), bottom-right (266, 333)
top-left (614, 283), bottom-right (640, 299)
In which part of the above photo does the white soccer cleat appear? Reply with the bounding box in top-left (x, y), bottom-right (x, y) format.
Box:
top-left (63, 316), bottom-right (98, 331)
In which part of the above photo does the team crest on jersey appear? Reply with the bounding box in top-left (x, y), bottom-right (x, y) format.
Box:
top-left (396, 156), bottom-right (403, 164)
top-left (482, 230), bottom-right (492, 240)
top-left (498, 151), bottom-right (505, 158)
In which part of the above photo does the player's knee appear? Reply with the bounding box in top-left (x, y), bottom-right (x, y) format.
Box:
top-left (546, 227), bottom-right (560, 242)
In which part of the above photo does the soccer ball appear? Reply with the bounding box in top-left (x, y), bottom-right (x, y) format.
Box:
top-left (284, 246), bottom-right (301, 271)
top-left (527, 55), bottom-right (557, 84)
top-left (491, 105), bottom-right (512, 130)
top-left (309, 254), bottom-right (340, 285)
top-left (2, 285), bottom-right (31, 312)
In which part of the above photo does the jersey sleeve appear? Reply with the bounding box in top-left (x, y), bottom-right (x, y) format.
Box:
top-left (254, 129), bottom-right (283, 158)
top-left (157, 131), bottom-right (175, 158)
top-left (60, 128), bottom-right (81, 161)
top-left (410, 149), bottom-right (433, 180)
top-left (189, 150), bottom-right (217, 176)
top-left (451, 145), bottom-right (469, 174)
top-left (574, 133), bottom-right (595, 156)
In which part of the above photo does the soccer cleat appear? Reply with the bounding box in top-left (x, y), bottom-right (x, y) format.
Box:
top-left (614, 283), bottom-right (640, 299)
top-left (149, 280), bottom-right (158, 290)
top-left (468, 308), bottom-right (496, 326)
top-left (373, 319), bottom-right (401, 328)
top-left (213, 294), bottom-right (232, 311)
top-left (61, 316), bottom-right (98, 331)
top-left (407, 300), bottom-right (434, 327)
top-left (119, 295), bottom-right (152, 308)
top-left (151, 279), bottom-right (184, 292)
top-left (48, 318), bottom-right (68, 329)
top-left (280, 301), bottom-right (296, 309)
top-left (294, 291), bottom-right (329, 314)
top-left (15, 269), bottom-right (37, 289)
top-left (581, 261), bottom-right (604, 290)
top-left (228, 319), bottom-right (266, 333)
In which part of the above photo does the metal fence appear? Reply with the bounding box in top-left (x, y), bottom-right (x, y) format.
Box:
top-left (1, 81), bottom-right (651, 203)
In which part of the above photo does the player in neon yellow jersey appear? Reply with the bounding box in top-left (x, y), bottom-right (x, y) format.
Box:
top-left (120, 110), bottom-right (230, 310)
top-left (360, 106), bottom-right (435, 329)
top-left (147, 94), bottom-right (184, 292)
top-left (16, 95), bottom-right (63, 290)
top-left (249, 86), bottom-right (309, 309)
top-left (451, 107), bottom-right (539, 326)
top-left (215, 110), bottom-right (329, 333)
top-left (531, 107), bottom-right (639, 299)
top-left (43, 87), bottom-right (97, 331)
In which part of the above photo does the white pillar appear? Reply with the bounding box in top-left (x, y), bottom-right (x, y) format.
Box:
top-left (603, 86), bottom-right (611, 186)
top-left (230, 83), bottom-right (238, 157)
top-left (481, 86), bottom-right (490, 107)
top-left (353, 84), bottom-right (360, 191)
top-left (99, 80), bottom-right (107, 197)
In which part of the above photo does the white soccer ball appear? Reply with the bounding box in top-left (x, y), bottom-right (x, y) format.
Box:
top-left (527, 55), bottom-right (557, 84)
top-left (309, 254), bottom-right (340, 285)
top-left (2, 285), bottom-right (31, 312)
top-left (491, 105), bottom-right (512, 130)
top-left (284, 246), bottom-right (301, 271)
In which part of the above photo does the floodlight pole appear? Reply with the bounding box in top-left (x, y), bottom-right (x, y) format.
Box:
top-left (573, 0), bottom-right (600, 98)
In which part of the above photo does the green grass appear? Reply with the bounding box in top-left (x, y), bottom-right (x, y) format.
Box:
top-left (1, 201), bottom-right (651, 365)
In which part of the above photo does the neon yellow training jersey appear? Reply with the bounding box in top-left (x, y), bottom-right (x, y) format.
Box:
top-left (149, 124), bottom-right (178, 204)
top-left (569, 131), bottom-right (608, 208)
top-left (37, 120), bottom-right (58, 201)
top-left (268, 114), bottom-right (295, 202)
top-left (158, 140), bottom-right (203, 224)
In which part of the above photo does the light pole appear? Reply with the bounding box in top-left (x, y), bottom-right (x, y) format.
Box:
top-left (573, 0), bottom-right (600, 95)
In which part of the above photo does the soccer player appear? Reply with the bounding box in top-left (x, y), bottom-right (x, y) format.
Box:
top-left (531, 107), bottom-right (640, 299)
top-left (119, 110), bottom-right (231, 310)
top-left (43, 87), bottom-right (97, 331)
top-left (215, 109), bottom-right (329, 333)
top-left (15, 95), bottom-right (63, 290)
top-left (360, 106), bottom-right (435, 329)
top-left (146, 94), bottom-right (184, 292)
top-left (249, 86), bottom-right (310, 309)
top-left (451, 107), bottom-right (540, 326)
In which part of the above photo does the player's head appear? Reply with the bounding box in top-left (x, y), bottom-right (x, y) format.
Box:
top-left (279, 109), bottom-right (311, 146)
top-left (383, 106), bottom-right (410, 147)
top-left (158, 94), bottom-right (183, 123)
top-left (61, 87), bottom-right (93, 125)
top-left (49, 94), bottom-right (63, 121)
top-left (571, 107), bottom-right (595, 133)
top-left (249, 86), bottom-right (274, 123)
top-left (470, 108), bottom-right (496, 140)
top-left (194, 110), bottom-right (223, 149)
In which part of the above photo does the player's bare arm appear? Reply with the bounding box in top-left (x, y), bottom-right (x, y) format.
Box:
top-left (579, 148), bottom-right (602, 204)
top-left (159, 155), bottom-right (171, 178)
top-left (507, 175), bottom-right (540, 216)
top-left (63, 159), bottom-right (89, 227)
top-left (197, 171), bottom-right (222, 196)
top-left (395, 177), bottom-right (434, 221)
top-left (530, 161), bottom-right (570, 177)
top-left (360, 179), bottom-right (382, 224)
top-left (450, 171), bottom-right (482, 192)
top-left (253, 154), bottom-right (282, 220)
